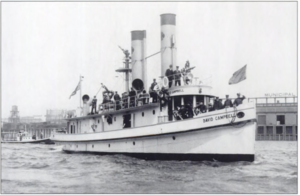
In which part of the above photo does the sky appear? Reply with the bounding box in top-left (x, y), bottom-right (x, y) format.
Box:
top-left (1, 2), bottom-right (297, 119)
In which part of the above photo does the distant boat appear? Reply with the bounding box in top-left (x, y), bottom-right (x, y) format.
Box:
top-left (1, 125), bottom-right (54, 144)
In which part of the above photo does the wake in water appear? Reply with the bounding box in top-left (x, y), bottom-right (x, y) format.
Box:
top-left (1, 141), bottom-right (297, 194)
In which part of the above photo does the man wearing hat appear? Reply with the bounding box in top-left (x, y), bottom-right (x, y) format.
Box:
top-left (114, 91), bottom-right (121, 110)
top-left (150, 78), bottom-right (157, 91)
top-left (174, 66), bottom-right (181, 86)
top-left (233, 93), bottom-right (246, 106)
top-left (91, 96), bottom-right (97, 114)
top-left (224, 95), bottom-right (233, 108)
top-left (149, 79), bottom-right (158, 103)
top-left (165, 64), bottom-right (174, 88)
top-left (129, 87), bottom-right (137, 107)
top-left (213, 97), bottom-right (222, 110)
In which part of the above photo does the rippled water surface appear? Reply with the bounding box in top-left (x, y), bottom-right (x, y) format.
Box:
top-left (1, 141), bottom-right (297, 193)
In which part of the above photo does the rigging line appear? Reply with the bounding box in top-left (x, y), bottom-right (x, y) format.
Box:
top-left (145, 50), bottom-right (161, 59)
top-left (131, 60), bottom-right (137, 69)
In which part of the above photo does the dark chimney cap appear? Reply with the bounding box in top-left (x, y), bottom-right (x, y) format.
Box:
top-left (160, 13), bottom-right (176, 25)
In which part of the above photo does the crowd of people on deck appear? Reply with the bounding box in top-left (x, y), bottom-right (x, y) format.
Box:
top-left (165, 61), bottom-right (195, 87)
top-left (175, 93), bottom-right (246, 120)
top-left (82, 54), bottom-right (246, 117)
top-left (87, 82), bottom-right (246, 119)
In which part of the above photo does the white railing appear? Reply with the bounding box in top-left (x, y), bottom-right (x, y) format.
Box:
top-left (99, 96), bottom-right (151, 112)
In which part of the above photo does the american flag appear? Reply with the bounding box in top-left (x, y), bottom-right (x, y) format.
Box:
top-left (69, 78), bottom-right (82, 99)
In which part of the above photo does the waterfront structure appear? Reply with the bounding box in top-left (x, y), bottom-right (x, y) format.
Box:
top-left (1, 107), bottom-right (67, 143)
top-left (45, 110), bottom-right (66, 124)
top-left (1, 121), bottom-right (66, 143)
top-left (52, 13), bottom-right (257, 162)
top-left (20, 116), bottom-right (43, 123)
top-left (45, 109), bottom-right (76, 124)
top-left (250, 97), bottom-right (297, 141)
top-left (8, 105), bottom-right (20, 123)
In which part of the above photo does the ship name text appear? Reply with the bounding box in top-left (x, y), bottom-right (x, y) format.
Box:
top-left (203, 113), bottom-right (236, 123)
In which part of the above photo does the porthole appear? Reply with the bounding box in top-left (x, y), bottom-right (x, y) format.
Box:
top-left (172, 136), bottom-right (176, 140)
top-left (133, 141), bottom-right (135, 145)
top-left (108, 144), bottom-right (110, 148)
top-left (142, 112), bottom-right (144, 117)
top-left (153, 110), bottom-right (155, 115)
top-left (237, 112), bottom-right (245, 118)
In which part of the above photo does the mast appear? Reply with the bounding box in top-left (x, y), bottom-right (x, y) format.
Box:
top-left (80, 75), bottom-right (83, 108)
top-left (116, 47), bottom-right (132, 93)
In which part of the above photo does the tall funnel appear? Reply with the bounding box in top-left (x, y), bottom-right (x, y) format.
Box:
top-left (160, 13), bottom-right (176, 77)
top-left (131, 30), bottom-right (147, 91)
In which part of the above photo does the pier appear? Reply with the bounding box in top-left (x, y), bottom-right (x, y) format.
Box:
top-left (248, 97), bottom-right (298, 141)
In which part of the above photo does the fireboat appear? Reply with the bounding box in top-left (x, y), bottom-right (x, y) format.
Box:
top-left (51, 13), bottom-right (256, 162)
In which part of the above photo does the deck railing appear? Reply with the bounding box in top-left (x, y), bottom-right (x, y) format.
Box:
top-left (247, 97), bottom-right (297, 105)
top-left (256, 134), bottom-right (298, 141)
top-left (99, 96), bottom-right (151, 112)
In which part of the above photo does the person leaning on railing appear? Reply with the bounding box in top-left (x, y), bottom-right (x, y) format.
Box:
top-left (140, 90), bottom-right (150, 105)
top-left (223, 95), bottom-right (233, 108)
top-left (213, 97), bottom-right (222, 110)
top-left (149, 79), bottom-right (158, 103)
top-left (129, 88), bottom-right (137, 107)
top-left (233, 93), bottom-right (246, 107)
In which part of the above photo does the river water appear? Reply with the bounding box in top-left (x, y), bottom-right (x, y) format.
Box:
top-left (1, 141), bottom-right (297, 194)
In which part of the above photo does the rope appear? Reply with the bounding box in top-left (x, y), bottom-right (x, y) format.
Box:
top-left (224, 105), bottom-right (248, 128)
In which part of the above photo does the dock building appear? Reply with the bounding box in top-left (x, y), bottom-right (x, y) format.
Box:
top-left (249, 96), bottom-right (297, 141)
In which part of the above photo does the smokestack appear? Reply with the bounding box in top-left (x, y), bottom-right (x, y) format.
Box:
top-left (131, 30), bottom-right (147, 91)
top-left (160, 13), bottom-right (176, 78)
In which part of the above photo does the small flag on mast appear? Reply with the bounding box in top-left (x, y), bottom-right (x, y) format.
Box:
top-left (229, 65), bottom-right (247, 85)
top-left (69, 81), bottom-right (81, 99)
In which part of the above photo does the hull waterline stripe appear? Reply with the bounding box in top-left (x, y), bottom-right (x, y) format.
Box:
top-left (63, 150), bottom-right (255, 162)
top-left (53, 119), bottom-right (255, 143)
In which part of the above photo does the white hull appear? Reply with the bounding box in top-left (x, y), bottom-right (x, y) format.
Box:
top-left (52, 103), bottom-right (256, 161)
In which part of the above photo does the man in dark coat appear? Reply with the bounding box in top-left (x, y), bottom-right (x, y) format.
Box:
top-left (165, 64), bottom-right (174, 88)
top-left (233, 93), bottom-right (246, 106)
top-left (114, 91), bottom-right (121, 110)
top-left (224, 95), bottom-right (233, 108)
top-left (129, 87), bottom-right (136, 107)
top-left (149, 79), bottom-right (158, 103)
top-left (185, 103), bottom-right (194, 118)
top-left (218, 99), bottom-right (223, 109)
top-left (174, 66), bottom-right (181, 86)
top-left (150, 78), bottom-right (157, 91)
top-left (91, 96), bottom-right (97, 114)
top-left (213, 97), bottom-right (221, 110)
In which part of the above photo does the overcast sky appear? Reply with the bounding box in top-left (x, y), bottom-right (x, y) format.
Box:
top-left (1, 2), bottom-right (297, 118)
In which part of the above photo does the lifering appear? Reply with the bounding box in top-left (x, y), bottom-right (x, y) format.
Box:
top-left (162, 76), bottom-right (169, 88)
